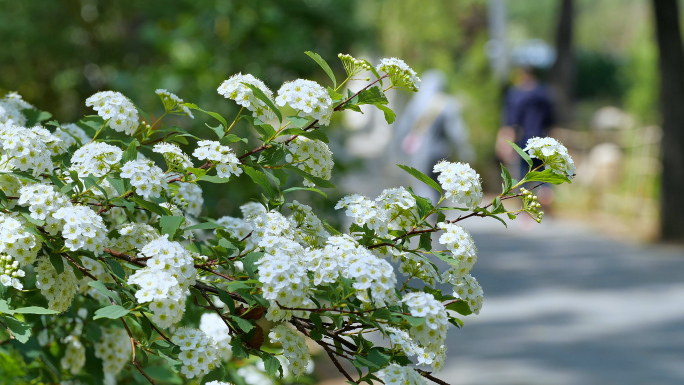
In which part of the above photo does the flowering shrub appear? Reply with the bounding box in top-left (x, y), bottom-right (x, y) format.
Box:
top-left (0, 52), bottom-right (573, 385)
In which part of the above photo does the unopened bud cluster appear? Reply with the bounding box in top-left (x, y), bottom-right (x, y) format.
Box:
top-left (520, 187), bottom-right (544, 223)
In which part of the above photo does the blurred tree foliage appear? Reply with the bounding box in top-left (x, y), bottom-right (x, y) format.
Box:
top-left (0, 0), bottom-right (369, 122)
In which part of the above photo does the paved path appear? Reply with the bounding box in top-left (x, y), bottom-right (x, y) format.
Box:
top-left (432, 217), bottom-right (684, 385)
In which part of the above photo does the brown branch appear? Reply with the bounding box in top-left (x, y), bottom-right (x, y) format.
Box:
top-left (415, 368), bottom-right (451, 385)
top-left (121, 318), bottom-right (155, 384)
top-left (62, 254), bottom-right (98, 281)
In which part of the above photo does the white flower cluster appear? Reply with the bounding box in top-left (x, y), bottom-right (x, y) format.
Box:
top-left (287, 200), bottom-right (329, 247)
top-left (524, 137), bottom-right (576, 177)
top-left (54, 123), bottom-right (90, 148)
top-left (153, 143), bottom-right (193, 170)
top-left (237, 365), bottom-right (273, 385)
top-left (433, 160), bottom-right (483, 209)
top-left (0, 254), bottom-right (25, 290)
top-left (338, 53), bottom-right (372, 77)
top-left (108, 223), bottom-right (158, 253)
top-left (32, 126), bottom-right (67, 155)
top-left (285, 137), bottom-right (333, 187)
top-left (85, 91), bottom-right (139, 135)
top-left (403, 292), bottom-right (448, 351)
top-left (0, 174), bottom-right (21, 208)
top-left (216, 215), bottom-right (256, 252)
top-left (378, 364), bottom-right (426, 385)
top-left (35, 258), bottom-right (78, 313)
top-left (18, 184), bottom-right (70, 221)
top-left (269, 324), bottom-right (311, 378)
top-left (335, 187), bottom-right (418, 236)
top-left (218, 73), bottom-right (276, 121)
top-left (171, 327), bottom-right (221, 378)
top-left (395, 251), bottom-right (441, 286)
top-left (155, 89), bottom-right (194, 118)
top-left (276, 79), bottom-right (333, 125)
top-left (94, 327), bottom-right (131, 385)
top-left (120, 159), bottom-right (168, 199)
top-left (448, 274), bottom-right (484, 315)
top-left (199, 313), bottom-right (233, 361)
top-left (61, 336), bottom-right (86, 375)
top-left (0, 213), bottom-right (42, 266)
top-left (193, 140), bottom-right (243, 179)
top-left (376, 57), bottom-right (421, 92)
top-left (437, 222), bottom-right (478, 277)
top-left (53, 205), bottom-right (107, 253)
top-left (0, 92), bottom-right (32, 126)
top-left (77, 256), bottom-right (115, 300)
top-left (171, 183), bottom-right (204, 217)
top-left (127, 236), bottom-right (197, 328)
top-left (305, 235), bottom-right (397, 306)
top-left (70, 142), bottom-right (123, 177)
top-left (0, 124), bottom-right (53, 176)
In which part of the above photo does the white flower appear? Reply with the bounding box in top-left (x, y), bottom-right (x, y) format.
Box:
top-left (0, 213), bottom-right (42, 266)
top-left (218, 73), bottom-right (276, 121)
top-left (192, 141), bottom-right (242, 179)
top-left (171, 327), bottom-right (221, 379)
top-left (35, 258), bottom-right (77, 313)
top-left (0, 124), bottom-right (53, 177)
top-left (54, 123), bottom-right (90, 148)
top-left (285, 137), bottom-right (333, 187)
top-left (0, 92), bottom-right (32, 126)
top-left (433, 160), bottom-right (483, 209)
top-left (94, 328), bottom-right (131, 385)
top-left (276, 79), bottom-right (333, 125)
top-left (376, 57), bottom-right (421, 92)
top-left (449, 274), bottom-right (484, 315)
top-left (120, 159), bottom-right (168, 199)
top-left (200, 313), bottom-right (233, 361)
top-left (269, 324), bottom-right (311, 378)
top-left (85, 91), bottom-right (139, 135)
top-left (52, 205), bottom-right (107, 253)
top-left (70, 142), bottom-right (123, 177)
top-left (523, 137), bottom-right (576, 177)
top-left (287, 200), bottom-right (329, 247)
top-left (379, 364), bottom-right (427, 385)
top-left (18, 184), bottom-right (70, 221)
top-left (153, 142), bottom-right (193, 170)
top-left (437, 222), bottom-right (478, 277)
top-left (155, 89), bottom-right (194, 118)
top-left (171, 182), bottom-right (204, 217)
top-left (61, 336), bottom-right (86, 375)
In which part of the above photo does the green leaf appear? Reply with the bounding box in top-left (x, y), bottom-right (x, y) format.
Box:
top-left (220, 134), bottom-right (248, 145)
top-left (375, 103), bottom-right (396, 124)
top-left (22, 109), bottom-right (52, 126)
top-left (87, 281), bottom-right (120, 303)
top-left (218, 290), bottom-right (236, 314)
top-left (242, 166), bottom-right (276, 199)
top-left (491, 197), bottom-right (505, 214)
top-left (397, 164), bottom-right (442, 194)
top-left (283, 165), bottom-right (335, 188)
top-left (356, 87), bottom-right (388, 105)
top-left (501, 163), bottom-right (513, 194)
top-left (305, 51), bottom-right (337, 89)
top-left (3, 316), bottom-right (30, 343)
top-left (252, 120), bottom-right (276, 140)
top-left (187, 167), bottom-right (208, 180)
top-left (327, 87), bottom-right (344, 101)
top-left (280, 127), bottom-right (329, 143)
top-left (201, 366), bottom-right (227, 384)
top-left (507, 140), bottom-right (532, 169)
top-left (287, 115), bottom-right (309, 128)
top-left (93, 305), bottom-right (130, 320)
top-left (446, 300), bottom-right (473, 316)
top-left (261, 353), bottom-right (283, 377)
top-left (160, 216), bottom-right (185, 238)
top-left (197, 175), bottom-right (232, 183)
top-left (363, 59), bottom-right (384, 87)
top-left (402, 314), bottom-right (425, 326)
top-left (121, 141), bottom-right (138, 164)
top-left (182, 222), bottom-right (221, 231)
top-left (433, 252), bottom-right (458, 266)
top-left (106, 177), bottom-right (126, 196)
top-left (107, 260), bottom-right (126, 280)
top-left (49, 254), bottom-right (64, 274)
top-left (12, 306), bottom-right (59, 315)
top-left (524, 169), bottom-right (571, 185)
top-left (182, 103), bottom-right (228, 129)
top-left (282, 186), bottom-right (327, 198)
top-left (242, 83), bottom-right (282, 123)
top-left (206, 123), bottom-right (225, 140)
top-left (488, 213), bottom-right (508, 228)
top-left (132, 197), bottom-right (170, 216)
top-left (419, 233), bottom-right (432, 251)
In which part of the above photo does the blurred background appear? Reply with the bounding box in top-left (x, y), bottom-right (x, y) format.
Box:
top-left (2, 0), bottom-right (684, 384)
